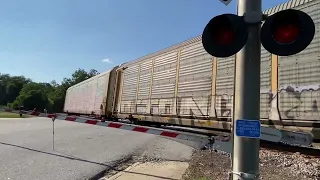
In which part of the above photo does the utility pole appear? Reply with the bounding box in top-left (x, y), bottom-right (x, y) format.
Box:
top-left (231, 0), bottom-right (262, 179)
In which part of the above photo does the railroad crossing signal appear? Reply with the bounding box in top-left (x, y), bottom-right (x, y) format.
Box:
top-left (202, 9), bottom-right (315, 57)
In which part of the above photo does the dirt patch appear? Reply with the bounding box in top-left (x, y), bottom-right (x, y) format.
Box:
top-left (182, 149), bottom-right (320, 180)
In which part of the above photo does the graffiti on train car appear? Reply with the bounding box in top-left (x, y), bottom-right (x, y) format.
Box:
top-left (121, 96), bottom-right (213, 117)
top-left (120, 95), bottom-right (234, 119)
top-left (215, 94), bottom-right (233, 118)
top-left (119, 85), bottom-right (320, 122)
top-left (215, 92), bottom-right (274, 120)
top-left (177, 96), bottom-right (210, 116)
top-left (277, 85), bottom-right (320, 120)
top-left (119, 93), bottom-right (277, 120)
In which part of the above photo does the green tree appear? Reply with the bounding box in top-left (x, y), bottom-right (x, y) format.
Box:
top-left (70, 68), bottom-right (99, 85)
top-left (2, 68), bottom-right (99, 112)
top-left (8, 82), bottom-right (51, 110)
top-left (0, 74), bottom-right (30, 105)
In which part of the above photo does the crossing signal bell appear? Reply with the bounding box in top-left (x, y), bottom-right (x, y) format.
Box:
top-left (202, 9), bottom-right (315, 58)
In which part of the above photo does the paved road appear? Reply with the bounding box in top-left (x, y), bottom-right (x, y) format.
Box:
top-left (0, 117), bottom-right (195, 180)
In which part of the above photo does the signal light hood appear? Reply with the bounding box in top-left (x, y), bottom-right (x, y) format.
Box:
top-left (202, 14), bottom-right (248, 58)
top-left (261, 9), bottom-right (315, 56)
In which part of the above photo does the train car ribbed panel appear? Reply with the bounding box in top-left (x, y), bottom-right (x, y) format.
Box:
top-left (215, 56), bottom-right (234, 118)
top-left (260, 46), bottom-right (272, 119)
top-left (138, 60), bottom-right (152, 100)
top-left (120, 64), bottom-right (140, 113)
top-left (151, 52), bottom-right (177, 99)
top-left (177, 42), bottom-right (212, 116)
top-left (277, 0), bottom-right (320, 120)
top-left (135, 60), bottom-right (153, 114)
top-left (122, 64), bottom-right (139, 101)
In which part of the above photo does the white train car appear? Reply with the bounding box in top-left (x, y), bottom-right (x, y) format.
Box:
top-left (64, 66), bottom-right (118, 118)
top-left (113, 0), bottom-right (320, 139)
top-left (63, 0), bottom-right (320, 139)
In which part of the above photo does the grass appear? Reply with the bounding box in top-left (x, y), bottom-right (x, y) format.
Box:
top-left (0, 112), bottom-right (31, 118)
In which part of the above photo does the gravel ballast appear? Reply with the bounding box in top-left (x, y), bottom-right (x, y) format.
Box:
top-left (182, 148), bottom-right (320, 180)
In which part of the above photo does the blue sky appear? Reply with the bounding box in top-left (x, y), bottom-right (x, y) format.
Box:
top-left (0, 0), bottom-right (288, 83)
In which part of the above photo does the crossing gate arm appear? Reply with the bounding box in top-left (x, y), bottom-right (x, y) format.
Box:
top-left (0, 108), bottom-right (233, 153)
top-left (0, 108), bottom-right (313, 147)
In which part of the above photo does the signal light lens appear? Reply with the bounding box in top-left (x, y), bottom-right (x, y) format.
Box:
top-left (270, 10), bottom-right (301, 44)
top-left (211, 16), bottom-right (235, 46)
top-left (202, 14), bottom-right (248, 57)
top-left (213, 28), bottom-right (235, 45)
top-left (273, 23), bottom-right (300, 44)
top-left (261, 9), bottom-right (315, 56)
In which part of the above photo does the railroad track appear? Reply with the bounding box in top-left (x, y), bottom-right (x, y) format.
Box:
top-left (112, 120), bottom-right (320, 157)
top-left (261, 141), bottom-right (320, 157)
top-left (163, 125), bottom-right (320, 157)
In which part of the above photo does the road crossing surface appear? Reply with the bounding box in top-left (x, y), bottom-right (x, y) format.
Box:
top-left (0, 117), bottom-right (195, 180)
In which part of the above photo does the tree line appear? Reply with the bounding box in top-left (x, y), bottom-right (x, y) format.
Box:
top-left (0, 69), bottom-right (99, 113)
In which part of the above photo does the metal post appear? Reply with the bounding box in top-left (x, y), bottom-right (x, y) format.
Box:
top-left (52, 120), bottom-right (55, 151)
top-left (232, 0), bottom-right (262, 180)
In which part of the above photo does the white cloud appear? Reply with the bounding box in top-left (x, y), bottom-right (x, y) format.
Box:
top-left (101, 58), bottom-right (112, 64)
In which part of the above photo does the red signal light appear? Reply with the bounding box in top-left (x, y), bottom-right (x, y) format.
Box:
top-left (273, 23), bottom-right (300, 44)
top-left (261, 9), bottom-right (315, 56)
top-left (213, 27), bottom-right (235, 45)
top-left (210, 16), bottom-right (235, 46)
top-left (202, 14), bottom-right (248, 57)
